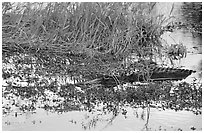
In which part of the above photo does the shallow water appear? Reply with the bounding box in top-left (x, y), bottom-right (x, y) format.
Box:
top-left (2, 107), bottom-right (202, 131)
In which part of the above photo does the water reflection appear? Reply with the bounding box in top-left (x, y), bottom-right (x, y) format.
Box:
top-left (3, 102), bottom-right (202, 131)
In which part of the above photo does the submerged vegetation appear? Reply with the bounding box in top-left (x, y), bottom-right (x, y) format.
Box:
top-left (2, 2), bottom-right (202, 130)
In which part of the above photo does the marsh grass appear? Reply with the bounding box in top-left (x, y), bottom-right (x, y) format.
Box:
top-left (2, 2), bottom-right (169, 78)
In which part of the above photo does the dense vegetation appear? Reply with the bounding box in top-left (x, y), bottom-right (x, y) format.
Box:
top-left (2, 2), bottom-right (202, 130)
top-left (181, 2), bottom-right (202, 37)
